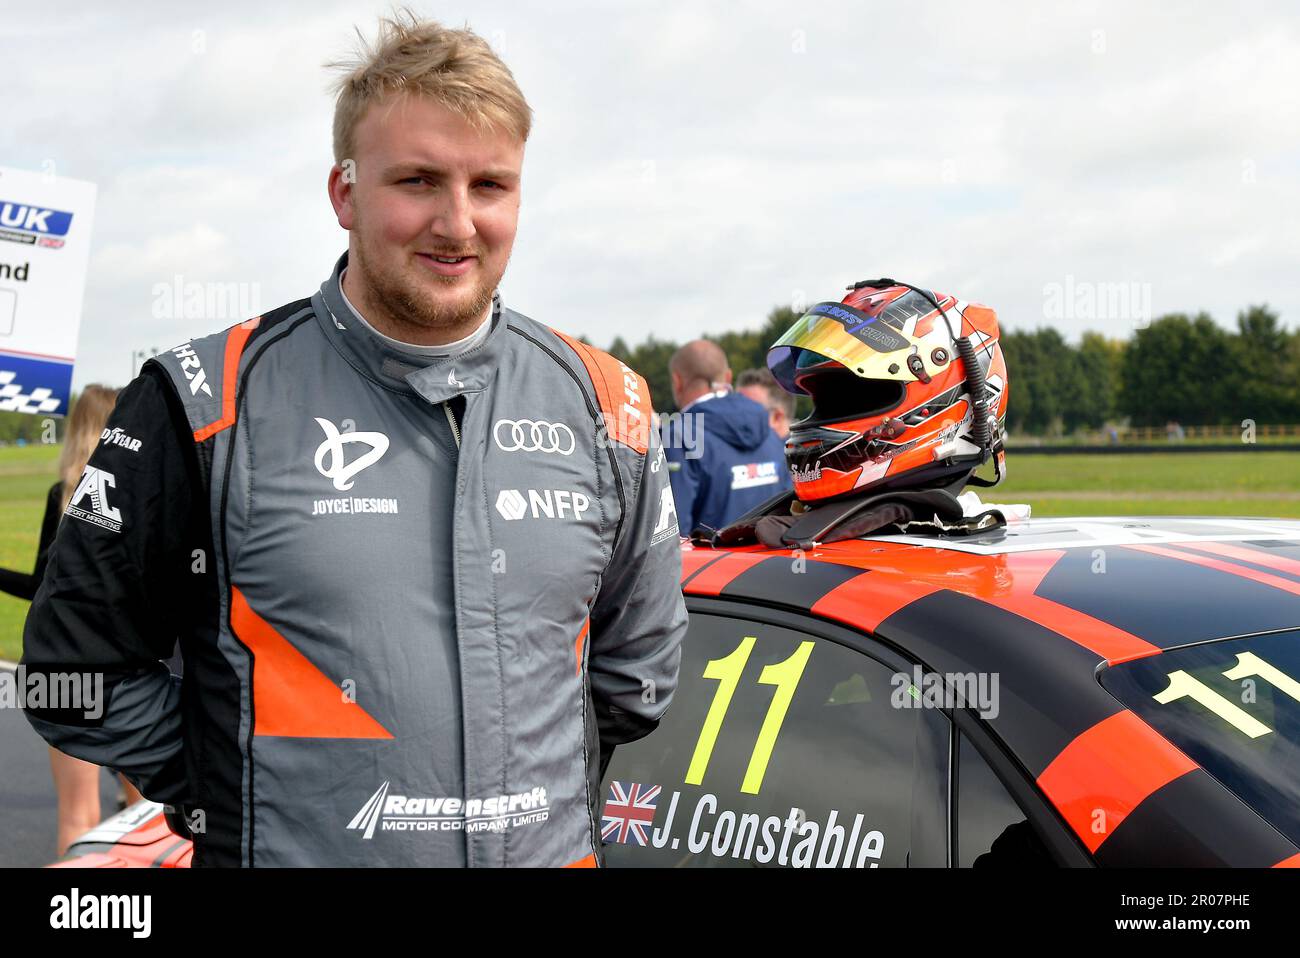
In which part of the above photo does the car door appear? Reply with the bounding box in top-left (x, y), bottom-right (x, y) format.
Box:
top-left (599, 597), bottom-right (949, 867)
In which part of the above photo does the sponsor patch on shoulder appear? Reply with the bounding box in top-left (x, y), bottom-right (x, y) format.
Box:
top-left (100, 426), bottom-right (142, 452)
top-left (66, 465), bottom-right (123, 533)
top-left (650, 486), bottom-right (679, 545)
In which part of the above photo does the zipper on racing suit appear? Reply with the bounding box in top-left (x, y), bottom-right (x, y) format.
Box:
top-left (442, 391), bottom-right (472, 863)
top-left (443, 401), bottom-right (461, 447)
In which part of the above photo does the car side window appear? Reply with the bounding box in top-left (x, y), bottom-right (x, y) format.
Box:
top-left (601, 611), bottom-right (921, 867)
top-left (957, 731), bottom-right (1052, 867)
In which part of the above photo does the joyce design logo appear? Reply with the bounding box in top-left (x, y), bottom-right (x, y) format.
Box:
top-left (314, 418), bottom-right (389, 491)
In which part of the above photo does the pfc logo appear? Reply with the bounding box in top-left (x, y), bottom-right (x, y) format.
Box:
top-left (493, 418), bottom-right (576, 456)
top-left (650, 486), bottom-right (679, 545)
top-left (65, 466), bottom-right (123, 533)
top-left (496, 488), bottom-right (591, 521)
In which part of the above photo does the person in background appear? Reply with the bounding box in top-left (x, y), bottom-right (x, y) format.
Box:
top-left (0, 384), bottom-right (143, 856)
top-left (663, 340), bottom-right (792, 537)
top-left (736, 366), bottom-right (795, 440)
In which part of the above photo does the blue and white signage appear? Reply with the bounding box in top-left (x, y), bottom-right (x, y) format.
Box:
top-left (0, 166), bottom-right (97, 416)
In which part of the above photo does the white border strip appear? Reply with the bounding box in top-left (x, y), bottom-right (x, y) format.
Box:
top-left (859, 517), bottom-right (1300, 556)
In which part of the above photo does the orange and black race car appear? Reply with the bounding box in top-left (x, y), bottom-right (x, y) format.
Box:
top-left (55, 516), bottom-right (1300, 868)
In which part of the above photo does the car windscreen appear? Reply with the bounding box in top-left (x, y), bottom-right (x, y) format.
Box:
top-left (1099, 629), bottom-right (1300, 848)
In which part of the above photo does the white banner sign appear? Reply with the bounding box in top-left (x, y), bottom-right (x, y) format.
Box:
top-left (0, 165), bottom-right (98, 416)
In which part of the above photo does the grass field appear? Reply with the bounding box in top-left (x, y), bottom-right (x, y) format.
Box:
top-left (1, 445), bottom-right (1298, 661)
top-left (973, 451), bottom-right (1300, 520)
top-left (1, 443), bottom-right (60, 662)
top-left (994, 451), bottom-right (1300, 495)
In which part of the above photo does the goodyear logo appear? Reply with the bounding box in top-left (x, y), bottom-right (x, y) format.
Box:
top-left (0, 199), bottom-right (74, 249)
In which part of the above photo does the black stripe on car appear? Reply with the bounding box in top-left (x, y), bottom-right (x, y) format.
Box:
top-left (718, 556), bottom-right (866, 610)
top-left (1032, 545), bottom-right (1300, 649)
top-left (872, 590), bottom-right (1123, 777)
top-left (1093, 768), bottom-right (1299, 867)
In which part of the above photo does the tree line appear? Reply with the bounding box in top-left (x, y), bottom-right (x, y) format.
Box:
top-left (605, 303), bottom-right (1300, 436)
top-left (0, 409), bottom-right (61, 444)
top-left (1, 302), bottom-right (1295, 442)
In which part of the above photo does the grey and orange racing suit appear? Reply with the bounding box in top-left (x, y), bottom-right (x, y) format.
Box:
top-left (22, 252), bottom-right (687, 867)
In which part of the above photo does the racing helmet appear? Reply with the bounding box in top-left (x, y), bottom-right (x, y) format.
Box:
top-left (766, 278), bottom-right (1009, 503)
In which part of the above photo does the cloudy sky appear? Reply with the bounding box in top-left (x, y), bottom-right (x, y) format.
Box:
top-left (7, 0), bottom-right (1299, 391)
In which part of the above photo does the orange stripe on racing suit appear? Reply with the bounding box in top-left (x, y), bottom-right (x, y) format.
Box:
top-left (231, 586), bottom-right (394, 739)
top-left (193, 317), bottom-right (261, 442)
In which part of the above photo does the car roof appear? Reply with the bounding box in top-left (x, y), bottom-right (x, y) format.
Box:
top-left (681, 515), bottom-right (1300, 867)
top-left (682, 515), bottom-right (1300, 667)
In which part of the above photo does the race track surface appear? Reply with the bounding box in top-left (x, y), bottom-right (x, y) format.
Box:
top-left (0, 665), bottom-right (120, 867)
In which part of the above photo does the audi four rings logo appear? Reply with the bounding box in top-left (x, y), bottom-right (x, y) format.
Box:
top-left (493, 418), bottom-right (576, 455)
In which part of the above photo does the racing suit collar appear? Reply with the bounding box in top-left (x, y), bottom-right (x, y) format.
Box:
top-left (315, 251), bottom-right (505, 403)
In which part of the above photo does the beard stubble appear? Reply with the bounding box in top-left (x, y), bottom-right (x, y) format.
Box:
top-left (351, 212), bottom-right (501, 338)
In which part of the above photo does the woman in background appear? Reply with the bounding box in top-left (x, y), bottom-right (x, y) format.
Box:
top-left (0, 384), bottom-right (143, 855)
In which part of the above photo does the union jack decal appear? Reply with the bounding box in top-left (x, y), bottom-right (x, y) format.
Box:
top-left (602, 781), bottom-right (661, 846)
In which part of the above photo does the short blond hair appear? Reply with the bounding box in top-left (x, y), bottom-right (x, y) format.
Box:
top-left (328, 9), bottom-right (533, 164)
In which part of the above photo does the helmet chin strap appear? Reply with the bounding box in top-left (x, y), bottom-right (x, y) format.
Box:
top-left (849, 277), bottom-right (1002, 485)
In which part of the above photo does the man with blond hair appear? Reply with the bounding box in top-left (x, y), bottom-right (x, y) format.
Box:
top-left (23, 12), bottom-right (686, 868)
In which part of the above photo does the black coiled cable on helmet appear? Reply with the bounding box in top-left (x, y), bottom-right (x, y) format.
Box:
top-left (952, 335), bottom-right (991, 452)
top-left (849, 276), bottom-right (992, 467)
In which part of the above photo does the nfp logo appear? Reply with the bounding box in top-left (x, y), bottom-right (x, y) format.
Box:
top-left (495, 488), bottom-right (591, 522)
top-left (0, 199), bottom-right (74, 249)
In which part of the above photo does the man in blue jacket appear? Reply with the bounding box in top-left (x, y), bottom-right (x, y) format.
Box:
top-left (663, 340), bottom-right (792, 536)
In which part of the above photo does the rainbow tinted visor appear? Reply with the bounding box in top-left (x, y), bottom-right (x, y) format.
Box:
top-left (767, 295), bottom-right (953, 395)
